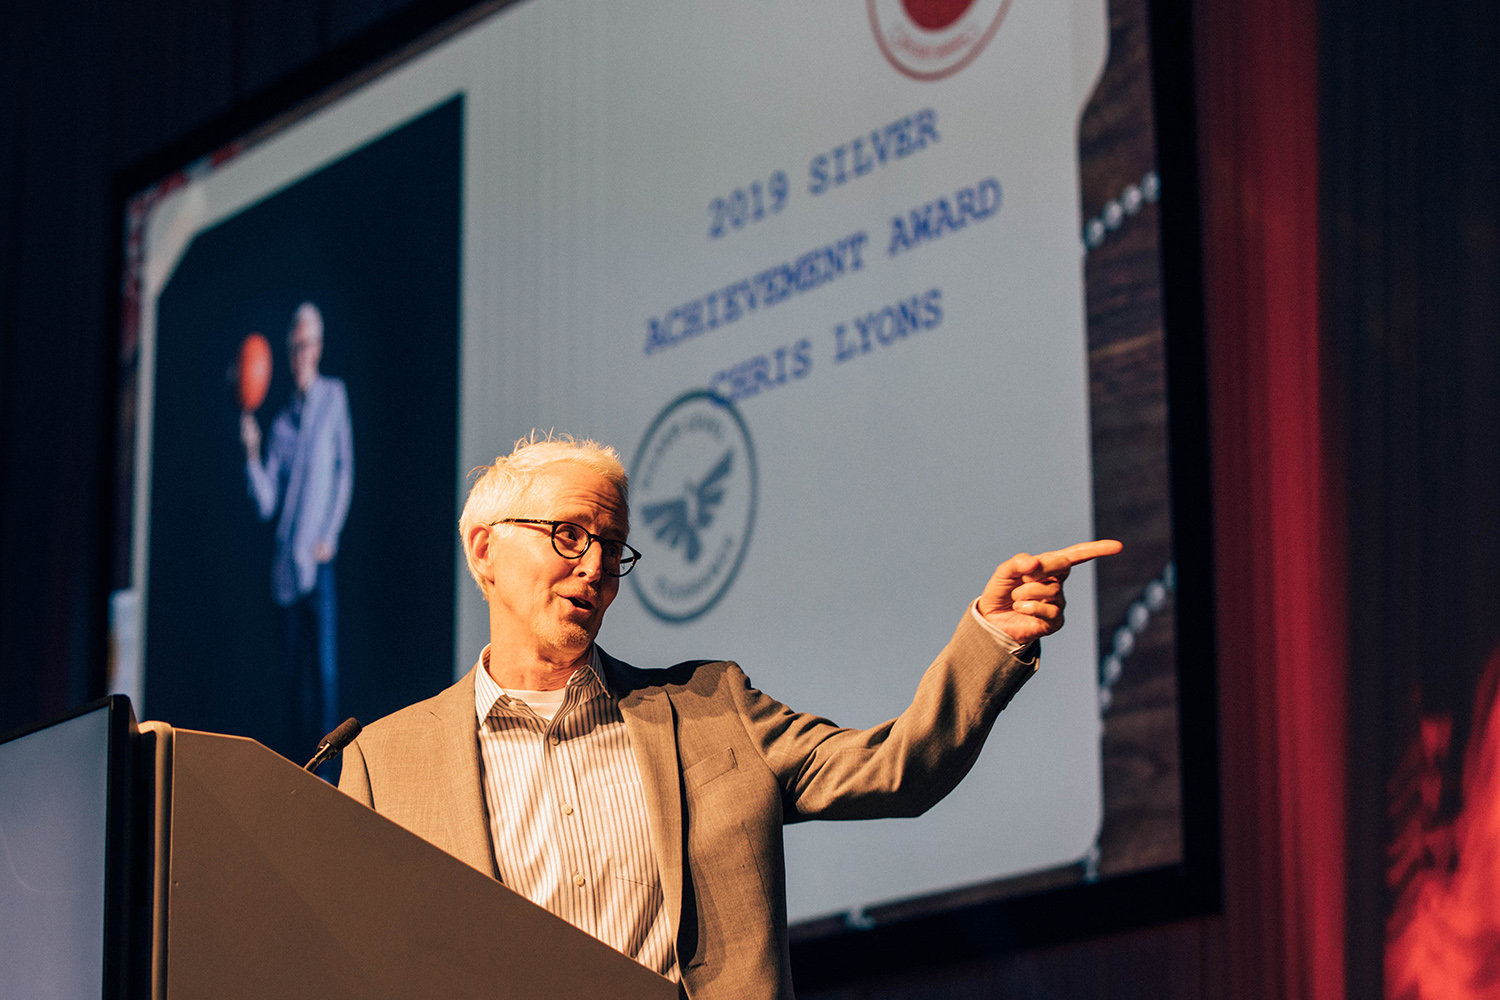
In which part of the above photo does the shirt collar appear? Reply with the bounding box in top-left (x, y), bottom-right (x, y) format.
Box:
top-left (473, 644), bottom-right (611, 721)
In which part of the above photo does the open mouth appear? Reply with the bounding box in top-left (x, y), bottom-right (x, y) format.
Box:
top-left (565, 596), bottom-right (595, 613)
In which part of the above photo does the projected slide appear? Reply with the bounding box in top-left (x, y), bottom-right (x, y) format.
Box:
top-left (113, 0), bottom-right (1185, 928)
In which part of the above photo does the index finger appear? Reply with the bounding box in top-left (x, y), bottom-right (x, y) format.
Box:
top-left (1033, 539), bottom-right (1124, 575)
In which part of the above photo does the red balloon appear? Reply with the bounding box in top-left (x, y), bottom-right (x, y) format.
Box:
top-left (238, 333), bottom-right (272, 411)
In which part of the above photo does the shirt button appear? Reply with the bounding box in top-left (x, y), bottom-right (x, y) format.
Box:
top-left (573, 873), bottom-right (586, 887)
top-left (561, 803), bottom-right (574, 816)
top-left (549, 734), bottom-right (561, 746)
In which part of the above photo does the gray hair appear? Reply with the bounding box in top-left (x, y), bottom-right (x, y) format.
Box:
top-left (458, 432), bottom-right (629, 594)
top-left (290, 302), bottom-right (323, 343)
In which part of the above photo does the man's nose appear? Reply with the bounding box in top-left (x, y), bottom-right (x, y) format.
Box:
top-left (574, 542), bottom-right (605, 581)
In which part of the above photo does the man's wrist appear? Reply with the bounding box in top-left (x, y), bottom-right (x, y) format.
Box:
top-left (967, 600), bottom-right (1035, 655)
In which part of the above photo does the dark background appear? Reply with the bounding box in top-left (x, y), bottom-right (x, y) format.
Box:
top-left (1322, 1), bottom-right (1500, 996)
top-left (141, 96), bottom-right (461, 760)
top-left (2, 0), bottom-right (1498, 996)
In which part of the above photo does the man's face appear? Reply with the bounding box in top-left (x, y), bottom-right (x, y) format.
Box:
top-left (288, 321), bottom-right (322, 394)
top-left (482, 462), bottom-right (628, 662)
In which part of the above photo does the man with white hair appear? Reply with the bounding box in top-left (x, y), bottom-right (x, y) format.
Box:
top-left (240, 301), bottom-right (354, 755)
top-left (340, 433), bottom-right (1117, 1000)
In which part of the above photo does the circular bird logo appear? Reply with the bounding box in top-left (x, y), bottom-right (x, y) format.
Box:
top-left (630, 391), bottom-right (758, 623)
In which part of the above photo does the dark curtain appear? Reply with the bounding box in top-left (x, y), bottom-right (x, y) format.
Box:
top-left (1323, 2), bottom-right (1500, 999)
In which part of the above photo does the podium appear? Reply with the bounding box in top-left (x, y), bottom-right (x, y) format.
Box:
top-left (0, 699), bottom-right (676, 1000)
top-left (158, 725), bottom-right (676, 1000)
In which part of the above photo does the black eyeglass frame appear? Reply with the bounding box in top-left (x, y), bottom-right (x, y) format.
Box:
top-left (491, 518), bottom-right (641, 577)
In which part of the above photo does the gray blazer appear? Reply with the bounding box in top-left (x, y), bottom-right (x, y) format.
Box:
top-left (339, 610), bottom-right (1037, 1000)
top-left (245, 374), bottom-right (354, 605)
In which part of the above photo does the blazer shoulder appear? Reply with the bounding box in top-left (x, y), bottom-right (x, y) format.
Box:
top-left (357, 668), bottom-right (476, 750)
top-left (599, 650), bottom-right (741, 698)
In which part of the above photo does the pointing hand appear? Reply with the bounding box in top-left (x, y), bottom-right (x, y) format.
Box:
top-left (976, 539), bottom-right (1124, 644)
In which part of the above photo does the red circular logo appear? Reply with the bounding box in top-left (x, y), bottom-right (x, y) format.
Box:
top-left (869, 0), bottom-right (1012, 81)
top-left (901, 0), bottom-right (978, 31)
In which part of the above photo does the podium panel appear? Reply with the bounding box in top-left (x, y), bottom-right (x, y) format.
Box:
top-left (165, 729), bottom-right (675, 1000)
top-left (0, 701), bottom-right (118, 999)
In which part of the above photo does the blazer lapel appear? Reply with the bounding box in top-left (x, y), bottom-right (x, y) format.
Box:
top-left (605, 651), bottom-right (685, 943)
top-left (426, 667), bottom-right (500, 879)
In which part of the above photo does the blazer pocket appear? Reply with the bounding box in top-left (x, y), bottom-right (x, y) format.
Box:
top-left (683, 747), bottom-right (737, 791)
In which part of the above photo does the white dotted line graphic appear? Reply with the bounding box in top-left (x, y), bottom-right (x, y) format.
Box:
top-left (1098, 561), bottom-right (1176, 713)
top-left (1083, 170), bottom-right (1160, 251)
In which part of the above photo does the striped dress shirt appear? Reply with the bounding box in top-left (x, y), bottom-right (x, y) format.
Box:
top-left (473, 647), bottom-right (678, 980)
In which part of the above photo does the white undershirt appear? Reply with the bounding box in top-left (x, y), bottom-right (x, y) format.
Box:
top-left (498, 683), bottom-right (568, 721)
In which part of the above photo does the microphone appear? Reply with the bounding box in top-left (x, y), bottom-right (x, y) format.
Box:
top-left (304, 717), bottom-right (362, 771)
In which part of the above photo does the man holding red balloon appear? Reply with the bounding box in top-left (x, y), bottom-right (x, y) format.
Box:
top-left (239, 302), bottom-right (354, 757)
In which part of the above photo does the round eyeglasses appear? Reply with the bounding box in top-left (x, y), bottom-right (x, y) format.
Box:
top-left (492, 518), bottom-right (641, 577)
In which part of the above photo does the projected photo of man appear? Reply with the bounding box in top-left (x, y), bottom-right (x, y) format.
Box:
top-left (239, 302), bottom-right (354, 754)
top-left (137, 97), bottom-right (458, 765)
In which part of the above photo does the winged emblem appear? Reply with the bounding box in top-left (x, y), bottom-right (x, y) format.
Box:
top-left (641, 450), bottom-right (733, 563)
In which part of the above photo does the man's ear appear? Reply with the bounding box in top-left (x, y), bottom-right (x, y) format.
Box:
top-left (465, 523), bottom-right (497, 590)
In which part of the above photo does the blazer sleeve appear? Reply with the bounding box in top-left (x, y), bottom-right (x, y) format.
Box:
top-left (727, 609), bottom-right (1038, 822)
